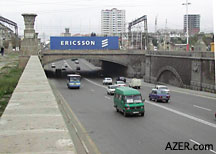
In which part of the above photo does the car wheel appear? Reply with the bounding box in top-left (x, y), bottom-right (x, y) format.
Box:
top-left (140, 113), bottom-right (144, 117)
top-left (149, 97), bottom-right (152, 101)
top-left (155, 99), bottom-right (158, 102)
top-left (116, 107), bottom-right (119, 112)
top-left (166, 100), bottom-right (169, 103)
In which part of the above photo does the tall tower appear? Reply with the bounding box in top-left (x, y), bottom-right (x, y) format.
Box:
top-left (184, 14), bottom-right (200, 35)
top-left (101, 8), bottom-right (126, 36)
top-left (155, 16), bottom-right (158, 33)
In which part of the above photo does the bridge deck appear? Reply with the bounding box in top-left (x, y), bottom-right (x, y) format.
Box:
top-left (0, 56), bottom-right (76, 154)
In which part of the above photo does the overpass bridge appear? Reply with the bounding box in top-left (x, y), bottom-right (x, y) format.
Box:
top-left (40, 49), bottom-right (215, 92)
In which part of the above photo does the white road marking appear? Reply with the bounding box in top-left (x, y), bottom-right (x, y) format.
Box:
top-left (105, 96), bottom-right (111, 100)
top-left (145, 100), bottom-right (216, 129)
top-left (85, 78), bottom-right (107, 89)
top-left (63, 60), bottom-right (73, 70)
top-left (85, 78), bottom-right (216, 129)
top-left (90, 89), bottom-right (95, 92)
top-left (189, 139), bottom-right (200, 145)
top-left (190, 139), bottom-right (216, 154)
top-left (193, 105), bottom-right (212, 112)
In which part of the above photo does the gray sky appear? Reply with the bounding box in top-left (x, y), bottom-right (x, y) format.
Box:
top-left (0, 0), bottom-right (214, 40)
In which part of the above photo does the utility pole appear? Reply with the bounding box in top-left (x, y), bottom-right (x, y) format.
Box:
top-left (182, 0), bottom-right (191, 51)
top-left (214, 0), bottom-right (216, 91)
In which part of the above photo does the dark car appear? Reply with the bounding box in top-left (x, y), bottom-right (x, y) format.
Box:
top-left (149, 89), bottom-right (170, 103)
top-left (116, 76), bottom-right (126, 83)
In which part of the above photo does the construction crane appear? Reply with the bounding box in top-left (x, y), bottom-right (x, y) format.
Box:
top-left (128, 15), bottom-right (148, 50)
top-left (0, 16), bottom-right (18, 36)
top-left (0, 16), bottom-right (18, 50)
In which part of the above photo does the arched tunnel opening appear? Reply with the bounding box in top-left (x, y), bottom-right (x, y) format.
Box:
top-left (157, 70), bottom-right (183, 87)
top-left (101, 60), bottom-right (127, 77)
top-left (43, 58), bottom-right (128, 79)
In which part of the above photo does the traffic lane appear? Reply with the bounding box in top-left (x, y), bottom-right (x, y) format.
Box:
top-left (51, 78), bottom-right (215, 154)
top-left (89, 77), bottom-right (216, 123)
top-left (83, 78), bottom-right (216, 153)
top-left (139, 84), bottom-right (216, 123)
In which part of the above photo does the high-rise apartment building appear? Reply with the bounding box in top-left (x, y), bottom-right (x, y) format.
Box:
top-left (101, 8), bottom-right (126, 36)
top-left (184, 14), bottom-right (200, 35)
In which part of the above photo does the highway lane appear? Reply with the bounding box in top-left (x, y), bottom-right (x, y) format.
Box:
top-left (47, 59), bottom-right (216, 153)
top-left (51, 78), bottom-right (216, 154)
top-left (87, 77), bottom-right (216, 122)
top-left (44, 58), bottom-right (101, 73)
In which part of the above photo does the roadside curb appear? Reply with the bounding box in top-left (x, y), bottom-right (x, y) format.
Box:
top-left (49, 80), bottom-right (101, 154)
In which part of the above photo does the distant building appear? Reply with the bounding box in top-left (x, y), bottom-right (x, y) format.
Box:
top-left (184, 14), bottom-right (200, 35)
top-left (101, 8), bottom-right (126, 36)
top-left (61, 28), bottom-right (71, 37)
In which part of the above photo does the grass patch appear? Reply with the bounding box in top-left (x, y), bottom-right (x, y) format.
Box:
top-left (0, 65), bottom-right (23, 117)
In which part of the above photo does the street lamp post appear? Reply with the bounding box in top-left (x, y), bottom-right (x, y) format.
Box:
top-left (182, 0), bottom-right (191, 51)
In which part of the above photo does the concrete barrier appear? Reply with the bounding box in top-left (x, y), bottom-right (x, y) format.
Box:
top-left (0, 56), bottom-right (76, 154)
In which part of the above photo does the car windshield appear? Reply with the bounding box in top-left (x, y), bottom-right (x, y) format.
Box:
top-left (117, 81), bottom-right (124, 84)
top-left (109, 85), bottom-right (118, 89)
top-left (125, 95), bottom-right (142, 103)
top-left (159, 86), bottom-right (168, 90)
top-left (158, 90), bottom-right (168, 94)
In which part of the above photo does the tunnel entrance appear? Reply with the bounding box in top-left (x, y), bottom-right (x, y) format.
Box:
top-left (101, 60), bottom-right (127, 77)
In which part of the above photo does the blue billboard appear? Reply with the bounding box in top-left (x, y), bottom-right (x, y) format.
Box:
top-left (50, 36), bottom-right (119, 50)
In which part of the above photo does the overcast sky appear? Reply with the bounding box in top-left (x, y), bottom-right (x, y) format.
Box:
top-left (0, 0), bottom-right (214, 40)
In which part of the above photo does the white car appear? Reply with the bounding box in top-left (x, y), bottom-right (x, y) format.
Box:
top-left (155, 85), bottom-right (170, 93)
top-left (107, 84), bottom-right (118, 95)
top-left (75, 60), bottom-right (79, 64)
top-left (51, 63), bottom-right (56, 68)
top-left (103, 77), bottom-right (112, 85)
top-left (116, 81), bottom-right (126, 87)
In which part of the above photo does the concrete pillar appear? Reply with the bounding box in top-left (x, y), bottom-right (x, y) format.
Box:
top-left (20, 13), bottom-right (38, 68)
top-left (190, 57), bottom-right (202, 91)
top-left (144, 54), bottom-right (151, 83)
top-left (22, 14), bottom-right (37, 39)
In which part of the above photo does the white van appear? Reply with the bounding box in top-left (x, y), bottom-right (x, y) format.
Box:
top-left (129, 78), bottom-right (141, 89)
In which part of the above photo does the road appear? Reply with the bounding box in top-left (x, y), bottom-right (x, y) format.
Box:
top-left (49, 59), bottom-right (216, 154)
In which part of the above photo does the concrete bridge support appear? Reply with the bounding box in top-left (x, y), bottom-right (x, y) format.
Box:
top-left (19, 13), bottom-right (39, 68)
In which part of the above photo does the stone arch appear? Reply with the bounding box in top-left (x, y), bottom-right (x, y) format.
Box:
top-left (156, 66), bottom-right (184, 87)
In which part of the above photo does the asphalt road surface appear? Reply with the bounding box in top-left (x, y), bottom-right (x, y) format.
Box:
top-left (49, 59), bottom-right (216, 154)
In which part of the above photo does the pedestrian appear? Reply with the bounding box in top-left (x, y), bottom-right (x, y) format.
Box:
top-left (1, 47), bottom-right (4, 56)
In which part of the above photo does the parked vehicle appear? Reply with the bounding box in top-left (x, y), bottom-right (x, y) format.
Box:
top-left (67, 74), bottom-right (81, 89)
top-left (115, 81), bottom-right (126, 87)
top-left (114, 87), bottom-right (145, 117)
top-left (155, 85), bottom-right (170, 93)
top-left (129, 78), bottom-right (141, 89)
top-left (103, 77), bottom-right (112, 85)
top-left (149, 89), bottom-right (170, 103)
top-left (116, 76), bottom-right (126, 83)
top-left (107, 84), bottom-right (118, 95)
